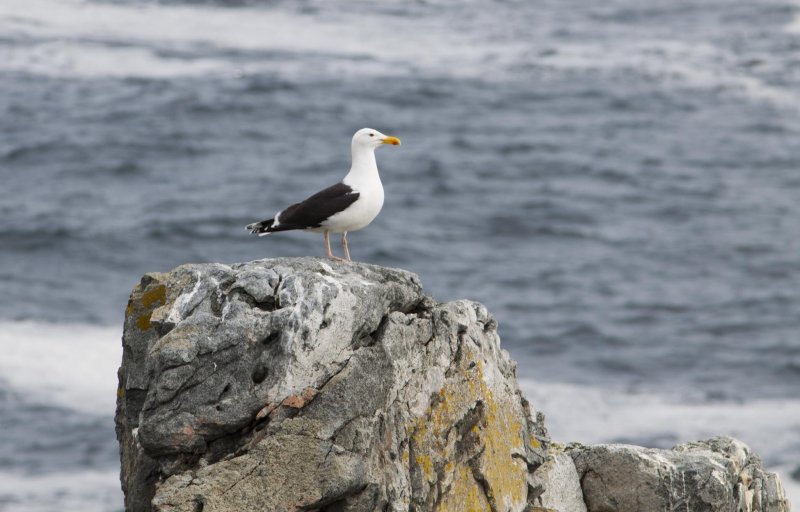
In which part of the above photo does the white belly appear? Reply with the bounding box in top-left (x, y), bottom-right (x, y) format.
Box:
top-left (321, 185), bottom-right (384, 233)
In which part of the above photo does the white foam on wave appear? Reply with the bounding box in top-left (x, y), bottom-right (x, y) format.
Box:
top-left (0, 322), bottom-right (123, 510)
top-left (538, 39), bottom-right (800, 110)
top-left (5, 0), bottom-right (793, 113)
top-left (0, 321), bottom-right (121, 416)
top-left (786, 0), bottom-right (800, 34)
top-left (0, 469), bottom-right (121, 512)
top-left (520, 378), bottom-right (800, 508)
top-left (1, 39), bottom-right (227, 79)
top-left (0, 0), bottom-right (520, 80)
top-left (780, 467), bottom-right (800, 511)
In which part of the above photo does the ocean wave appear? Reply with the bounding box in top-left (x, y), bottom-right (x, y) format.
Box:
top-left (0, 469), bottom-right (121, 512)
top-left (535, 39), bottom-right (800, 109)
top-left (519, 378), bottom-right (800, 460)
top-left (0, 0), bottom-right (522, 81)
top-left (0, 322), bottom-right (121, 416)
top-left (0, 322), bottom-right (123, 509)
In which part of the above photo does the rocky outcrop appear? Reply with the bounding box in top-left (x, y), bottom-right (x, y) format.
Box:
top-left (569, 437), bottom-right (790, 512)
top-left (116, 258), bottom-right (548, 511)
top-left (116, 258), bottom-right (791, 512)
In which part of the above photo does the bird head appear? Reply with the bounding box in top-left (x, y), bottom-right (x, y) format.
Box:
top-left (352, 128), bottom-right (401, 150)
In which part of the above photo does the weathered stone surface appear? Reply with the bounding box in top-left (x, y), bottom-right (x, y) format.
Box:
top-left (570, 436), bottom-right (791, 512)
top-left (117, 258), bottom-right (792, 512)
top-left (116, 258), bottom-right (549, 512)
top-left (529, 447), bottom-right (587, 512)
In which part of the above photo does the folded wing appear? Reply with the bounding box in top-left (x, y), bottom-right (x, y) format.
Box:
top-left (247, 183), bottom-right (360, 235)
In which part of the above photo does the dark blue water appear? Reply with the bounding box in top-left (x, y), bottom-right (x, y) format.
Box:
top-left (2, 0), bottom-right (800, 509)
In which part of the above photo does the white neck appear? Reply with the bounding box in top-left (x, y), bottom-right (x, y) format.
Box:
top-left (339, 142), bottom-right (385, 224)
top-left (345, 146), bottom-right (379, 184)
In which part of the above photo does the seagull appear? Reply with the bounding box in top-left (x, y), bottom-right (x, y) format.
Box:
top-left (246, 128), bottom-right (401, 261)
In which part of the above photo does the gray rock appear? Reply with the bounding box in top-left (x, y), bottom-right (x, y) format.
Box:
top-left (529, 447), bottom-right (588, 512)
top-left (570, 436), bottom-right (791, 512)
top-left (117, 258), bottom-right (791, 512)
top-left (116, 258), bottom-right (549, 512)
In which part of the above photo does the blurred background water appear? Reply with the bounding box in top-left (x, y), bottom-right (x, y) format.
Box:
top-left (1, 0), bottom-right (799, 509)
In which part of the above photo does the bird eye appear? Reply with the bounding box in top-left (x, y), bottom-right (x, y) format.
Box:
top-left (369, 133), bottom-right (374, 137)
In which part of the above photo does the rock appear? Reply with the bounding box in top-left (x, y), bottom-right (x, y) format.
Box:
top-left (117, 258), bottom-right (792, 512)
top-left (529, 446), bottom-right (587, 512)
top-left (570, 436), bottom-right (792, 512)
top-left (116, 258), bottom-right (549, 512)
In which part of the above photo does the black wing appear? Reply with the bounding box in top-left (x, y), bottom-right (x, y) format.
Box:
top-left (269, 182), bottom-right (360, 232)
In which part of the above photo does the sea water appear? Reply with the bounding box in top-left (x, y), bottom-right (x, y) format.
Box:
top-left (1, 0), bottom-right (799, 509)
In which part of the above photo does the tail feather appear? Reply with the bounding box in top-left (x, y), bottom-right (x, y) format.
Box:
top-left (246, 219), bottom-right (274, 236)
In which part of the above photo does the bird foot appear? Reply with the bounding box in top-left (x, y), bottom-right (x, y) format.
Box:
top-left (326, 254), bottom-right (348, 262)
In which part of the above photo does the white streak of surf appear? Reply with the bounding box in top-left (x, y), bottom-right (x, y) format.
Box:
top-left (0, 321), bottom-right (121, 416)
top-left (0, 469), bottom-right (121, 512)
top-left (0, 0), bottom-right (521, 80)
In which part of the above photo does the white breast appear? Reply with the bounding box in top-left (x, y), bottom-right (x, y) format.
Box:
top-left (322, 173), bottom-right (384, 233)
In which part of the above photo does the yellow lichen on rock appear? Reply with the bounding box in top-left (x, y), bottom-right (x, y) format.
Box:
top-left (141, 284), bottom-right (166, 308)
top-left (416, 454), bottom-right (434, 480)
top-left (409, 348), bottom-right (529, 511)
top-left (473, 359), bottom-right (528, 510)
top-left (128, 283), bottom-right (167, 331)
top-left (437, 465), bottom-right (492, 512)
top-left (136, 313), bottom-right (152, 330)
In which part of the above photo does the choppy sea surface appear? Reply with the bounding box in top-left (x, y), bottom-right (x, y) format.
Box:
top-left (2, 0), bottom-right (800, 509)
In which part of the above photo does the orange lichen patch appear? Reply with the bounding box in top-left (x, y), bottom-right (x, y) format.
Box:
top-left (278, 387), bottom-right (319, 409)
top-left (255, 403), bottom-right (277, 422)
top-left (141, 284), bottom-right (167, 308)
top-left (281, 395), bottom-right (305, 409)
top-left (168, 424), bottom-right (200, 447)
top-left (136, 313), bottom-right (152, 330)
top-left (300, 387), bottom-right (318, 403)
top-left (117, 386), bottom-right (124, 399)
top-left (530, 437), bottom-right (541, 449)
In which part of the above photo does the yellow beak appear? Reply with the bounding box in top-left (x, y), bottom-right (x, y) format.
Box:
top-left (381, 136), bottom-right (401, 146)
